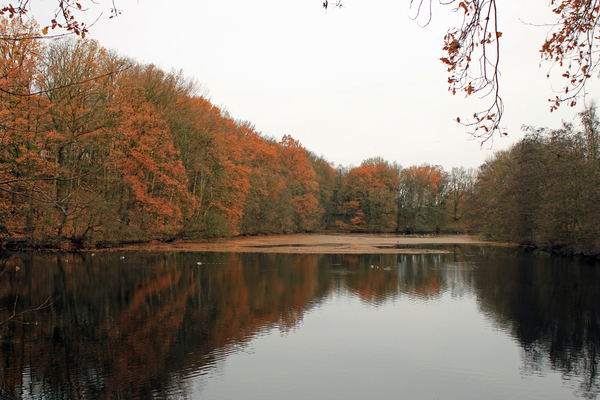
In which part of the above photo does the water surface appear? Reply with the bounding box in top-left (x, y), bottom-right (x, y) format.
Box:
top-left (0, 246), bottom-right (599, 399)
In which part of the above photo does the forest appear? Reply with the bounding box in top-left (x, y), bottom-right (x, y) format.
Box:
top-left (0, 18), bottom-right (599, 256)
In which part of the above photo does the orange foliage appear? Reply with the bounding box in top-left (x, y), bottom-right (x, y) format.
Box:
top-left (336, 158), bottom-right (400, 232)
top-left (0, 26), bottom-right (332, 244)
top-left (405, 165), bottom-right (443, 193)
top-left (0, 18), bottom-right (57, 238)
top-left (111, 99), bottom-right (191, 234)
top-left (279, 135), bottom-right (322, 231)
top-left (335, 200), bottom-right (365, 231)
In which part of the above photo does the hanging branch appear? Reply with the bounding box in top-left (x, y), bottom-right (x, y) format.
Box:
top-left (334, 0), bottom-right (505, 141)
top-left (542, 0), bottom-right (600, 112)
top-left (411, 0), bottom-right (504, 141)
top-left (1, 0), bottom-right (121, 38)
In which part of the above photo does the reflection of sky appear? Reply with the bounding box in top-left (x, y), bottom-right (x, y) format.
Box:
top-left (192, 289), bottom-right (573, 400)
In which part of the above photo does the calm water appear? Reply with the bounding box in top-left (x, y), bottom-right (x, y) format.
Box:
top-left (0, 246), bottom-right (599, 399)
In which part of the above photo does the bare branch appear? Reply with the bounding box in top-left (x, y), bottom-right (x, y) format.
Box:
top-left (0, 165), bottom-right (105, 186)
top-left (0, 63), bottom-right (133, 97)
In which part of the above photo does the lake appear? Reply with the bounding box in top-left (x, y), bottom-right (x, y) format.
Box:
top-left (0, 245), bottom-right (599, 399)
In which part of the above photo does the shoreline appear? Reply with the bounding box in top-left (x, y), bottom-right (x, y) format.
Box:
top-left (111, 233), bottom-right (505, 254)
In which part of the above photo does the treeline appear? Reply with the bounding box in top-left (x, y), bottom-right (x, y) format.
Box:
top-left (0, 18), bottom-right (477, 246)
top-left (1, 18), bottom-right (599, 256)
top-left (331, 159), bottom-right (475, 234)
top-left (0, 19), bottom-right (335, 244)
top-left (471, 107), bottom-right (600, 256)
top-left (330, 110), bottom-right (600, 256)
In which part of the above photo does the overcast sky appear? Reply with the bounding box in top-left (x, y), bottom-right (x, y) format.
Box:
top-left (29, 0), bottom-right (600, 170)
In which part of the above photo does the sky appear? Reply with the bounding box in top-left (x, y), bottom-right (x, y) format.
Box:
top-left (27, 0), bottom-right (600, 170)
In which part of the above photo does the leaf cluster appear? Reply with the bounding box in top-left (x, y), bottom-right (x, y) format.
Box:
top-left (542, 0), bottom-right (600, 112)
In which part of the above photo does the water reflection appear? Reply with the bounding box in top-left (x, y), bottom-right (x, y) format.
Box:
top-left (471, 248), bottom-right (600, 399)
top-left (0, 247), bottom-right (598, 399)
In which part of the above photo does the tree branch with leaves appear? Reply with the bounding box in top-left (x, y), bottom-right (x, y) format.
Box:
top-left (328, 0), bottom-right (600, 141)
top-left (542, 0), bottom-right (600, 112)
top-left (411, 0), bottom-right (504, 140)
top-left (1, 0), bottom-right (120, 37)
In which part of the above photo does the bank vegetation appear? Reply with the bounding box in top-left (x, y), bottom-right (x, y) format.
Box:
top-left (0, 18), bottom-right (598, 256)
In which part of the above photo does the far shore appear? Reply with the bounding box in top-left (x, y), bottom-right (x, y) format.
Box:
top-left (113, 233), bottom-right (508, 254)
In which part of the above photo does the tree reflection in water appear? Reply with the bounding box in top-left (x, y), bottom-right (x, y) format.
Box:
top-left (0, 247), bottom-right (598, 399)
top-left (471, 247), bottom-right (600, 399)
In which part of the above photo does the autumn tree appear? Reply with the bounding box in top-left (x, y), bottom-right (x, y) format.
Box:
top-left (446, 166), bottom-right (476, 231)
top-left (470, 107), bottom-right (600, 255)
top-left (197, 116), bottom-right (251, 236)
top-left (240, 135), bottom-right (290, 235)
top-left (0, 22), bottom-right (141, 244)
top-left (7, 36), bottom-right (192, 244)
top-left (104, 64), bottom-right (195, 238)
top-left (124, 66), bottom-right (248, 238)
top-left (168, 95), bottom-right (233, 237)
top-left (0, 16), bottom-right (338, 245)
top-left (0, 18), bottom-right (53, 239)
top-left (37, 38), bottom-right (131, 242)
top-left (278, 135), bottom-right (322, 232)
top-left (469, 149), bottom-right (516, 241)
top-left (335, 199), bottom-right (365, 232)
top-left (398, 164), bottom-right (447, 233)
top-left (306, 151), bottom-right (337, 229)
top-left (336, 158), bottom-right (400, 232)
top-left (519, 124), bottom-right (600, 254)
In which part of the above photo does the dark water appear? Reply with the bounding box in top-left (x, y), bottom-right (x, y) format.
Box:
top-left (0, 246), bottom-right (599, 399)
